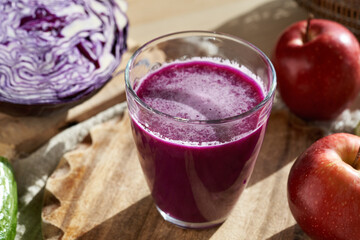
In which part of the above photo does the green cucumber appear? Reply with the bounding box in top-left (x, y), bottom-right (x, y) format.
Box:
top-left (0, 157), bottom-right (17, 240)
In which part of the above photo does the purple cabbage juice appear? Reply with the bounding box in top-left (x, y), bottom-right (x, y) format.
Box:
top-left (130, 60), bottom-right (266, 225)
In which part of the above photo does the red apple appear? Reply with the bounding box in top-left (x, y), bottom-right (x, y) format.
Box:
top-left (287, 133), bottom-right (360, 240)
top-left (272, 18), bottom-right (360, 120)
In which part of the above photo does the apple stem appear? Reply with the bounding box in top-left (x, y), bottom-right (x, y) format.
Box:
top-left (354, 146), bottom-right (360, 169)
top-left (304, 13), bottom-right (314, 43)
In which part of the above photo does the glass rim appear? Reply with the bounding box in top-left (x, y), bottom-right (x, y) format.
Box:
top-left (125, 30), bottom-right (277, 124)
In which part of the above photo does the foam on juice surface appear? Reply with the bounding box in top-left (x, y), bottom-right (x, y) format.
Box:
top-left (135, 60), bottom-right (264, 121)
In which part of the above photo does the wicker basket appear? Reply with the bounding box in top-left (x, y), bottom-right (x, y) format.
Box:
top-left (295, 0), bottom-right (360, 38)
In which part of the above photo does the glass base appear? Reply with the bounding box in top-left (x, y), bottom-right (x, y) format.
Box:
top-left (156, 206), bottom-right (227, 229)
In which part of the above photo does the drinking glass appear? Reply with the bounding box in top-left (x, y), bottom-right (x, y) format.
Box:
top-left (125, 31), bottom-right (276, 229)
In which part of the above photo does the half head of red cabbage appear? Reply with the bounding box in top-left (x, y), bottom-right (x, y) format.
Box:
top-left (0, 0), bottom-right (128, 116)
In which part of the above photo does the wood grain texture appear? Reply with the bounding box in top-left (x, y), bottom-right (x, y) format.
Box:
top-left (126, 0), bottom-right (308, 56)
top-left (41, 109), bottom-right (325, 240)
top-left (42, 111), bottom-right (149, 240)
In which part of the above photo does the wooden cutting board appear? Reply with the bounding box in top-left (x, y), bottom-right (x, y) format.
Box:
top-left (0, 39), bottom-right (139, 161)
top-left (41, 108), bottom-right (325, 240)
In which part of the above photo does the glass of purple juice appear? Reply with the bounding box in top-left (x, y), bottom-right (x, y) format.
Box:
top-left (125, 31), bottom-right (276, 229)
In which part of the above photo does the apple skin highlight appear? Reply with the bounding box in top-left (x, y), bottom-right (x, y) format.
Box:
top-left (287, 133), bottom-right (360, 240)
top-left (272, 19), bottom-right (360, 121)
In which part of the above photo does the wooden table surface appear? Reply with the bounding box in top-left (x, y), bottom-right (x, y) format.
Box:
top-left (127, 0), bottom-right (308, 56)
